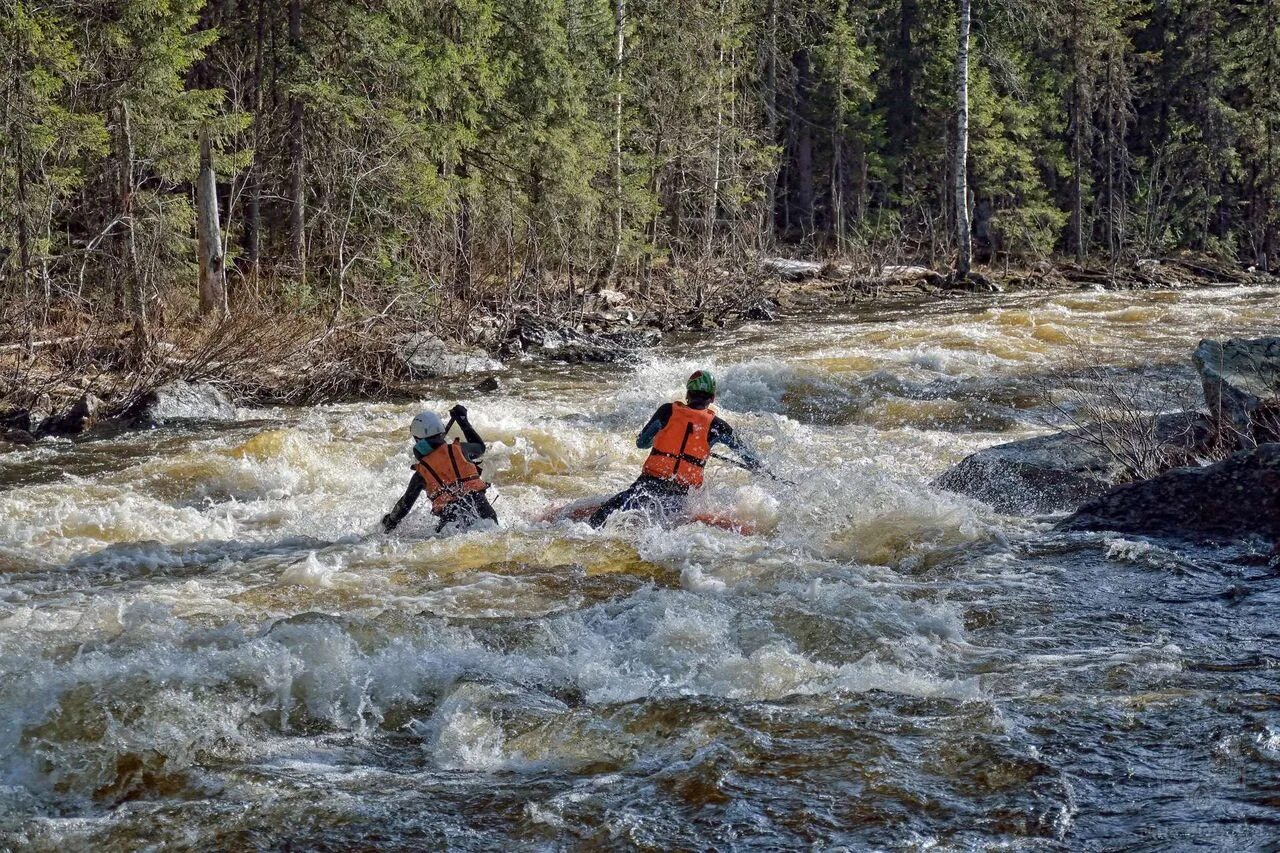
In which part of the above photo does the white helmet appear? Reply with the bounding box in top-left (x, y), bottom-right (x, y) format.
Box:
top-left (410, 411), bottom-right (445, 440)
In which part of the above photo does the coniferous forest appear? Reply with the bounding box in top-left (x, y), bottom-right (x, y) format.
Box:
top-left (2, 0), bottom-right (1278, 341)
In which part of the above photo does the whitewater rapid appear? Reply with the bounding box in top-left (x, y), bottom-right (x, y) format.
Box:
top-left (1, 286), bottom-right (1277, 849)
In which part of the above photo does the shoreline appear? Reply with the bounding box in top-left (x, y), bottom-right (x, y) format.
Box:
top-left (2, 254), bottom-right (1276, 446)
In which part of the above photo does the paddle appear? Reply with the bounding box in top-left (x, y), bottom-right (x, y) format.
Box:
top-left (709, 451), bottom-right (797, 486)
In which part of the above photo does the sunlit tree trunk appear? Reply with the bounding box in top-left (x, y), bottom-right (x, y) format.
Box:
top-left (287, 0), bottom-right (305, 278)
top-left (197, 128), bottom-right (228, 317)
top-left (704, 0), bottom-right (726, 257)
top-left (953, 0), bottom-right (973, 277)
top-left (117, 101), bottom-right (148, 348)
top-left (609, 0), bottom-right (625, 279)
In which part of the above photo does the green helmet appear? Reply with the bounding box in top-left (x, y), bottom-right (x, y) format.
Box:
top-left (686, 370), bottom-right (716, 396)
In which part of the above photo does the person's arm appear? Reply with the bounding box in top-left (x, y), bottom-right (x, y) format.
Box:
top-left (709, 417), bottom-right (762, 469)
top-left (381, 474), bottom-right (424, 532)
top-left (637, 403), bottom-right (673, 449)
top-left (450, 404), bottom-right (488, 458)
top-left (450, 405), bottom-right (486, 458)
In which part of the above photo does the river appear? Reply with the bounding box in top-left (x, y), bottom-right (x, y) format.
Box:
top-left (1, 286), bottom-right (1278, 850)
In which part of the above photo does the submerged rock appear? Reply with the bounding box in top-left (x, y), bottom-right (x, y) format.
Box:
top-left (935, 412), bottom-right (1211, 515)
top-left (396, 333), bottom-right (504, 378)
top-left (1059, 443), bottom-right (1280, 540)
top-left (1, 428), bottom-right (36, 446)
top-left (1193, 336), bottom-right (1280, 449)
top-left (131, 380), bottom-right (237, 425)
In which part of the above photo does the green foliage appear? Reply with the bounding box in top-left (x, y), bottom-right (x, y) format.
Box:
top-left (3, 0), bottom-right (1279, 315)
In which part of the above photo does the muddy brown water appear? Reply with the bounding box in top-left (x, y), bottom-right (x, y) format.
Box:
top-left (1, 287), bottom-right (1278, 850)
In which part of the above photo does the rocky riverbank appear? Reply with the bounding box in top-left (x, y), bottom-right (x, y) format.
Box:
top-left (2, 254), bottom-right (1276, 448)
top-left (938, 334), bottom-right (1280, 543)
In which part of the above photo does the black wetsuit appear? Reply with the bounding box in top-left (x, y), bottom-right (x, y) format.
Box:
top-left (381, 418), bottom-right (498, 533)
top-left (588, 402), bottom-right (758, 527)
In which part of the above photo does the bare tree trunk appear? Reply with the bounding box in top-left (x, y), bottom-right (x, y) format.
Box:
top-left (243, 0), bottom-right (266, 281)
top-left (794, 50), bottom-right (815, 236)
top-left (14, 119), bottom-right (33, 304)
top-left (763, 0), bottom-right (779, 246)
top-left (1265, 0), bottom-right (1278, 271)
top-left (454, 162), bottom-right (473, 303)
top-left (704, 0), bottom-right (726, 257)
top-left (118, 101), bottom-right (148, 348)
top-left (1071, 8), bottom-right (1086, 262)
top-left (287, 0), bottom-right (306, 278)
top-left (608, 0), bottom-right (625, 280)
top-left (197, 128), bottom-right (227, 316)
top-left (8, 45), bottom-right (34, 306)
top-left (953, 0), bottom-right (973, 278)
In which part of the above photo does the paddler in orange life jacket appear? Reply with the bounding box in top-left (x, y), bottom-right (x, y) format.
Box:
top-left (589, 370), bottom-right (761, 527)
top-left (380, 405), bottom-right (498, 533)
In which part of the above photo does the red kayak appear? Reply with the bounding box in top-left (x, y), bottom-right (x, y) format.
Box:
top-left (537, 496), bottom-right (757, 535)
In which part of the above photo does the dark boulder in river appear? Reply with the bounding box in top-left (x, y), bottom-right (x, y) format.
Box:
top-left (1194, 336), bottom-right (1280, 450)
top-left (1059, 443), bottom-right (1280, 540)
top-left (37, 393), bottom-right (103, 437)
top-left (934, 412), bottom-right (1211, 515)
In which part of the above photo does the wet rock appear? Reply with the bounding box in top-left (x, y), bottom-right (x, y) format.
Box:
top-left (396, 332), bottom-right (504, 378)
top-left (131, 380), bottom-right (237, 425)
top-left (742, 299), bottom-right (779, 322)
top-left (1059, 443), bottom-right (1280, 541)
top-left (0, 408), bottom-right (32, 434)
top-left (37, 393), bottom-right (103, 437)
top-left (1193, 336), bottom-right (1280, 449)
top-left (1, 394), bottom-right (53, 435)
top-left (475, 376), bottom-right (501, 394)
top-left (29, 392), bottom-right (53, 427)
top-left (1, 428), bottom-right (36, 446)
top-left (935, 412), bottom-right (1212, 515)
top-left (947, 270), bottom-right (1001, 292)
top-left (506, 312), bottom-right (660, 363)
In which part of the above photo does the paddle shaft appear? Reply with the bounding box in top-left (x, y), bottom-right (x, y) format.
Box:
top-left (709, 451), bottom-right (797, 486)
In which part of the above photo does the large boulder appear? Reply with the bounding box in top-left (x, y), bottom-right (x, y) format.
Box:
top-left (934, 412), bottom-right (1211, 515)
top-left (131, 380), bottom-right (237, 425)
top-left (1194, 336), bottom-right (1280, 449)
top-left (396, 332), bottom-right (504, 378)
top-left (1059, 443), bottom-right (1280, 541)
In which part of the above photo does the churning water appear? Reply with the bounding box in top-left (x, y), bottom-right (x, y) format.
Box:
top-left (1, 287), bottom-right (1278, 850)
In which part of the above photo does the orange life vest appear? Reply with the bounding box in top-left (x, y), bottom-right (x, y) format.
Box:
top-left (413, 440), bottom-right (487, 513)
top-left (642, 402), bottom-right (715, 487)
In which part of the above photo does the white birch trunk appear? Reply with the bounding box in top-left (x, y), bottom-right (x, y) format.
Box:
top-left (954, 0), bottom-right (973, 277)
top-left (197, 128), bottom-right (227, 317)
top-left (705, 0), bottom-right (726, 256)
top-left (610, 0), bottom-right (626, 278)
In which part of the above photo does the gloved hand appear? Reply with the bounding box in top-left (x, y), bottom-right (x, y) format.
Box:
top-left (380, 513), bottom-right (397, 533)
top-left (449, 404), bottom-right (469, 422)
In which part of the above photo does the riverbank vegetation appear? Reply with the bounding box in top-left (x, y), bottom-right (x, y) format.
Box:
top-left (3, 0), bottom-right (1279, 416)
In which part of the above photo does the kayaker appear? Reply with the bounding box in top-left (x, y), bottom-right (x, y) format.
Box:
top-left (381, 405), bottom-right (498, 533)
top-left (589, 370), bottom-right (760, 527)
